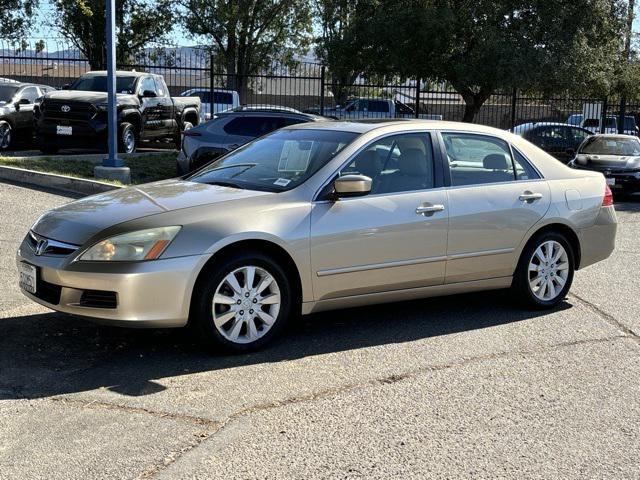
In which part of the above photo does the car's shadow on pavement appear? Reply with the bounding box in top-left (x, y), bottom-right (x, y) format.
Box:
top-left (0, 290), bottom-right (571, 400)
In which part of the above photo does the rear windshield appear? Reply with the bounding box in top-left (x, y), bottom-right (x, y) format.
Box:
top-left (581, 136), bottom-right (640, 156)
top-left (70, 75), bottom-right (138, 94)
top-left (187, 129), bottom-right (358, 192)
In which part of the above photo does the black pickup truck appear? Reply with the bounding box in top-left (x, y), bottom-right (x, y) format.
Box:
top-left (1, 81), bottom-right (54, 150)
top-left (34, 71), bottom-right (200, 154)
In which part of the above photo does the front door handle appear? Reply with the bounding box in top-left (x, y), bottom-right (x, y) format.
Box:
top-left (519, 191), bottom-right (543, 203)
top-left (416, 203), bottom-right (445, 216)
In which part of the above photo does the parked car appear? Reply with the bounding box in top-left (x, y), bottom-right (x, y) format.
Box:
top-left (568, 134), bottom-right (640, 194)
top-left (308, 97), bottom-right (443, 120)
top-left (177, 106), bottom-right (326, 174)
top-left (0, 81), bottom-right (55, 150)
top-left (18, 120), bottom-right (616, 352)
top-left (180, 88), bottom-right (240, 122)
top-left (511, 122), bottom-right (592, 163)
top-left (34, 71), bottom-right (201, 154)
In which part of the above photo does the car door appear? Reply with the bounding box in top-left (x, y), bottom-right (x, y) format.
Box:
top-left (153, 76), bottom-right (174, 135)
top-left (440, 132), bottom-right (550, 284)
top-left (310, 131), bottom-right (449, 300)
top-left (138, 76), bottom-right (163, 137)
top-left (14, 86), bottom-right (39, 132)
top-left (530, 125), bottom-right (572, 161)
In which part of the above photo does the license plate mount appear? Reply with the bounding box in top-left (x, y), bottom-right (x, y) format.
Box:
top-left (19, 262), bottom-right (37, 294)
top-left (56, 125), bottom-right (72, 136)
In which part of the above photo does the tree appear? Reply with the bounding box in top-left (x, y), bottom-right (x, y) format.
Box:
top-left (53, 0), bottom-right (174, 69)
top-left (352, 0), bottom-right (626, 122)
top-left (1, 0), bottom-right (36, 40)
top-left (180, 0), bottom-right (313, 98)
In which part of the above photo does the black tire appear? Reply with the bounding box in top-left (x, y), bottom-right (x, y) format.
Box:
top-left (0, 120), bottom-right (12, 150)
top-left (174, 121), bottom-right (193, 147)
top-left (189, 251), bottom-right (296, 353)
top-left (118, 122), bottom-right (137, 154)
top-left (513, 231), bottom-right (575, 309)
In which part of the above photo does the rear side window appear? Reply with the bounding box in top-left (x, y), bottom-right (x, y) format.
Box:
top-left (442, 133), bottom-right (515, 186)
top-left (512, 149), bottom-right (540, 180)
top-left (223, 116), bottom-right (289, 137)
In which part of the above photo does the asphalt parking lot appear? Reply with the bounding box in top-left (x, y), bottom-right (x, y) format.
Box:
top-left (0, 180), bottom-right (639, 479)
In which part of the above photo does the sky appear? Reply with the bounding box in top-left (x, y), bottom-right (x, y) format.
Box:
top-left (28, 1), bottom-right (640, 49)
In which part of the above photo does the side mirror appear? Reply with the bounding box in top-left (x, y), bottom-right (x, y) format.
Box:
top-left (565, 148), bottom-right (576, 157)
top-left (333, 174), bottom-right (372, 198)
top-left (14, 98), bottom-right (29, 109)
top-left (141, 90), bottom-right (157, 98)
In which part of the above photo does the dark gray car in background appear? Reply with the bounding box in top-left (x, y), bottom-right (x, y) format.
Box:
top-left (177, 106), bottom-right (326, 174)
top-left (0, 81), bottom-right (54, 150)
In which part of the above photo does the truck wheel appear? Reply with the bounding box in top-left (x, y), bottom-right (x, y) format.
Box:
top-left (118, 123), bottom-right (137, 154)
top-left (174, 121), bottom-right (193, 147)
top-left (0, 121), bottom-right (12, 150)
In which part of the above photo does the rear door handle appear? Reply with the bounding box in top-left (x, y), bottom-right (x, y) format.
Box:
top-left (519, 192), bottom-right (543, 203)
top-left (416, 204), bottom-right (445, 216)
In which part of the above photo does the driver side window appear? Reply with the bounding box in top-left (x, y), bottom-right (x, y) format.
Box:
top-left (140, 77), bottom-right (157, 95)
top-left (339, 133), bottom-right (435, 195)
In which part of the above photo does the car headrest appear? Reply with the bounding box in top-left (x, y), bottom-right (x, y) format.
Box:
top-left (399, 148), bottom-right (428, 175)
top-left (355, 149), bottom-right (382, 178)
top-left (483, 153), bottom-right (509, 170)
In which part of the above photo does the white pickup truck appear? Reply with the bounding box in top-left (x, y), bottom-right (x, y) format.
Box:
top-left (180, 88), bottom-right (240, 122)
top-left (316, 97), bottom-right (442, 120)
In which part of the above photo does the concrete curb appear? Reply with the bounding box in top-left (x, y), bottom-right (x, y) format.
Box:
top-left (0, 165), bottom-right (122, 196)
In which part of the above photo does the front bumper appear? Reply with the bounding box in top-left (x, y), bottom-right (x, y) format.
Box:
top-left (35, 117), bottom-right (108, 150)
top-left (16, 237), bottom-right (211, 327)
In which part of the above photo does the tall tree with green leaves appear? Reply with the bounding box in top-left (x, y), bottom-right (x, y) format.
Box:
top-left (352, 0), bottom-right (625, 122)
top-left (1, 0), bottom-right (36, 40)
top-left (53, 0), bottom-right (174, 69)
top-left (180, 0), bottom-right (313, 97)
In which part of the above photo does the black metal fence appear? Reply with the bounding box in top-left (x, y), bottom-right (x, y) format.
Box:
top-left (2, 38), bottom-right (640, 132)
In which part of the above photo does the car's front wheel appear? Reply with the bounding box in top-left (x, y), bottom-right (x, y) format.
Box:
top-left (190, 252), bottom-right (295, 353)
top-left (118, 122), bottom-right (137, 154)
top-left (0, 121), bottom-right (12, 150)
top-left (513, 231), bottom-right (575, 309)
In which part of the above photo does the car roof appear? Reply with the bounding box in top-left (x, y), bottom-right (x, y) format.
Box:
top-left (287, 119), bottom-right (515, 135)
top-left (0, 80), bottom-right (51, 89)
top-left (216, 109), bottom-right (325, 121)
top-left (82, 70), bottom-right (148, 77)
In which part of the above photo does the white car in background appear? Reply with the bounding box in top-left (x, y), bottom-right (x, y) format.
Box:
top-left (181, 88), bottom-right (240, 122)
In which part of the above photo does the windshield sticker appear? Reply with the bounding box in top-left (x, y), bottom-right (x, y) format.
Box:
top-left (274, 178), bottom-right (291, 187)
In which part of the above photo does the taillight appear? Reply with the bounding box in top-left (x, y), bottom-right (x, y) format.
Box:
top-left (602, 184), bottom-right (614, 207)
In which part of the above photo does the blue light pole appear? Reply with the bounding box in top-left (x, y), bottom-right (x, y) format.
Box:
top-left (104, 0), bottom-right (122, 167)
top-left (95, 0), bottom-right (130, 182)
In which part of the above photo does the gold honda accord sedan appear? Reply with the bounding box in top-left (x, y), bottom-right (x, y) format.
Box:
top-left (17, 120), bottom-right (617, 352)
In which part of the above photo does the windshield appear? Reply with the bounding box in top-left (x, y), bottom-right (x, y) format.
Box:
top-left (70, 75), bottom-right (138, 94)
top-left (581, 137), bottom-right (640, 156)
top-left (187, 129), bottom-right (359, 192)
top-left (0, 85), bottom-right (18, 103)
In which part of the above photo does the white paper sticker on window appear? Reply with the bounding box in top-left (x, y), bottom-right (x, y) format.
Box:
top-left (274, 178), bottom-right (291, 187)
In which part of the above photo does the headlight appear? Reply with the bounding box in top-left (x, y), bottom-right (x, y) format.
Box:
top-left (78, 226), bottom-right (181, 262)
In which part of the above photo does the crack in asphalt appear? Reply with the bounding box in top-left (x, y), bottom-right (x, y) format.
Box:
top-left (569, 292), bottom-right (640, 343)
top-left (50, 333), bottom-right (630, 480)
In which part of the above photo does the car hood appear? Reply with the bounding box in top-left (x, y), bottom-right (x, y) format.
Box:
top-left (575, 154), bottom-right (640, 170)
top-left (43, 90), bottom-right (137, 105)
top-left (32, 179), bottom-right (272, 244)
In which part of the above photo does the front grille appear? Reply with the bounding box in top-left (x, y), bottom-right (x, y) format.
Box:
top-left (34, 272), bottom-right (62, 305)
top-left (79, 290), bottom-right (118, 309)
top-left (28, 231), bottom-right (79, 257)
top-left (41, 100), bottom-right (95, 121)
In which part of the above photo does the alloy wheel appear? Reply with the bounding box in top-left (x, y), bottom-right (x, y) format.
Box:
top-left (528, 240), bottom-right (569, 301)
top-left (0, 123), bottom-right (11, 149)
top-left (212, 266), bottom-right (281, 344)
top-left (123, 129), bottom-right (135, 153)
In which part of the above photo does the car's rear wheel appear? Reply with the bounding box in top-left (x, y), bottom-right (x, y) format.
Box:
top-left (118, 122), bottom-right (137, 154)
top-left (0, 121), bottom-right (12, 150)
top-left (513, 231), bottom-right (575, 309)
top-left (190, 252), bottom-right (295, 353)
